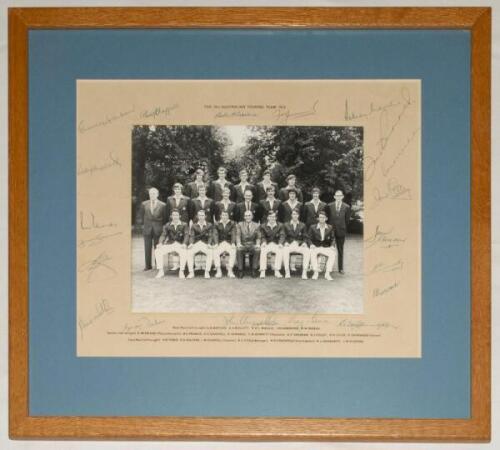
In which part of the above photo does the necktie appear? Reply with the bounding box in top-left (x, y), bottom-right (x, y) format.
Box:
top-left (150, 200), bottom-right (155, 213)
top-left (336, 202), bottom-right (340, 212)
top-left (246, 202), bottom-right (250, 211)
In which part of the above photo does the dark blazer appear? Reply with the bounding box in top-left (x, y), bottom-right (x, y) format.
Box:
top-left (283, 221), bottom-right (310, 245)
top-left (214, 200), bottom-right (238, 222)
top-left (214, 220), bottom-right (237, 245)
top-left (237, 201), bottom-right (260, 222)
top-left (278, 186), bottom-right (304, 203)
top-left (184, 181), bottom-right (208, 199)
top-left (260, 223), bottom-right (285, 245)
top-left (259, 198), bottom-right (282, 223)
top-left (281, 200), bottom-right (303, 223)
top-left (166, 195), bottom-right (190, 223)
top-left (159, 222), bottom-right (189, 245)
top-left (303, 200), bottom-right (327, 228)
top-left (256, 181), bottom-right (279, 202)
top-left (190, 197), bottom-right (215, 222)
top-left (138, 200), bottom-right (167, 235)
top-left (209, 180), bottom-right (234, 202)
top-left (327, 202), bottom-right (351, 237)
top-left (234, 183), bottom-right (256, 203)
top-left (189, 222), bottom-right (215, 245)
top-left (236, 221), bottom-right (261, 247)
top-left (308, 224), bottom-right (335, 247)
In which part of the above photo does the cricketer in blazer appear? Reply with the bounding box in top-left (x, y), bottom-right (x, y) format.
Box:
top-left (308, 223), bottom-right (335, 247)
top-left (283, 221), bottom-right (310, 245)
top-left (303, 199), bottom-right (327, 228)
top-left (326, 200), bottom-right (351, 272)
top-left (138, 197), bottom-right (168, 270)
top-left (166, 195), bottom-right (190, 224)
top-left (159, 221), bottom-right (189, 245)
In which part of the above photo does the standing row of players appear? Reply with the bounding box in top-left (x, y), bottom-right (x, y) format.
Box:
top-left (138, 166), bottom-right (351, 279)
top-left (142, 167), bottom-right (347, 226)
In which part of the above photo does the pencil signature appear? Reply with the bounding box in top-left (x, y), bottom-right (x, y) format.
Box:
top-left (78, 251), bottom-right (117, 283)
top-left (274, 100), bottom-right (318, 124)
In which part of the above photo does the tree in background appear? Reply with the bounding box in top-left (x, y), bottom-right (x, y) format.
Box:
top-left (239, 126), bottom-right (363, 203)
top-left (132, 125), bottom-right (363, 227)
top-left (132, 125), bottom-right (229, 223)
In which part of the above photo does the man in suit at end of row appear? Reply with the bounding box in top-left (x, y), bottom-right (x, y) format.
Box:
top-left (326, 190), bottom-right (350, 274)
top-left (138, 187), bottom-right (168, 271)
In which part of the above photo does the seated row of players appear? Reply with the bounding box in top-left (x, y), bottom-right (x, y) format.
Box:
top-left (166, 178), bottom-right (330, 227)
top-left (155, 206), bottom-right (337, 281)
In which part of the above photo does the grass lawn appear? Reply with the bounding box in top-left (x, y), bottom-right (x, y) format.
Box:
top-left (132, 235), bottom-right (363, 314)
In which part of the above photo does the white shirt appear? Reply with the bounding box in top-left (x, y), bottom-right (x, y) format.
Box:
top-left (317, 224), bottom-right (326, 240)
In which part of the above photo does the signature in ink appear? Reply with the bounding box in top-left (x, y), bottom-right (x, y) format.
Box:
top-left (274, 100), bottom-right (319, 124)
top-left (77, 152), bottom-right (121, 176)
top-left (371, 178), bottom-right (412, 209)
top-left (78, 106), bottom-right (135, 133)
top-left (78, 251), bottom-right (117, 283)
top-left (80, 211), bottom-right (117, 230)
top-left (369, 259), bottom-right (404, 275)
top-left (78, 231), bottom-right (123, 248)
top-left (78, 299), bottom-right (114, 340)
top-left (364, 225), bottom-right (407, 249)
top-left (364, 88), bottom-right (415, 181)
top-left (122, 317), bottom-right (166, 333)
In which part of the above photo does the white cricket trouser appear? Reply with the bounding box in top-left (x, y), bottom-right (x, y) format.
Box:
top-left (187, 241), bottom-right (212, 273)
top-left (213, 241), bottom-right (236, 269)
top-left (155, 242), bottom-right (187, 271)
top-left (259, 243), bottom-right (283, 271)
top-left (282, 242), bottom-right (310, 274)
top-left (310, 246), bottom-right (336, 273)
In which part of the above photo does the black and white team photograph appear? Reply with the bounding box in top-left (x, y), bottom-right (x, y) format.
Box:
top-left (132, 125), bottom-right (364, 314)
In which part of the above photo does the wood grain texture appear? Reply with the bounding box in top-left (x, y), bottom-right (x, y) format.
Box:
top-left (9, 6), bottom-right (488, 28)
top-left (8, 6), bottom-right (491, 442)
top-left (8, 6), bottom-right (30, 441)
top-left (469, 7), bottom-right (492, 442)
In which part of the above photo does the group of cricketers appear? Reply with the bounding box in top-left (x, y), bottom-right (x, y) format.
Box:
top-left (138, 167), bottom-right (351, 281)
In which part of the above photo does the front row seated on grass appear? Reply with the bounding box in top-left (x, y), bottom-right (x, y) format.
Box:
top-left (154, 208), bottom-right (336, 280)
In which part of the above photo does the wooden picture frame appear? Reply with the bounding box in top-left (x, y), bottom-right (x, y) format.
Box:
top-left (9, 7), bottom-right (491, 441)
